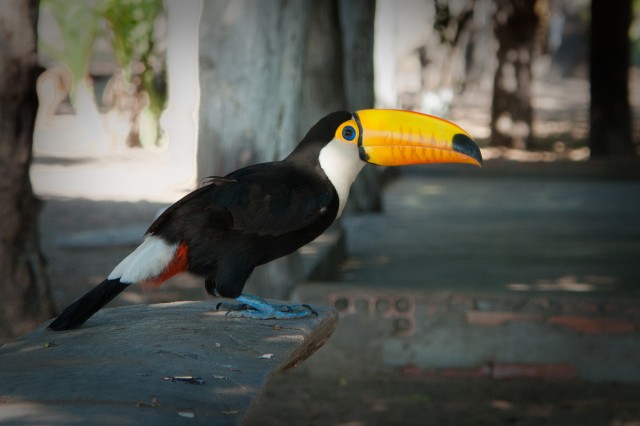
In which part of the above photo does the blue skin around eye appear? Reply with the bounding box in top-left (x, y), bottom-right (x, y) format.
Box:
top-left (342, 126), bottom-right (356, 141)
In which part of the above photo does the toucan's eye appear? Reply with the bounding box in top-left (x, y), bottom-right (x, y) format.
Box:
top-left (342, 125), bottom-right (356, 141)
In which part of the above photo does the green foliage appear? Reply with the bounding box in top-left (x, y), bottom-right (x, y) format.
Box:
top-left (433, 1), bottom-right (452, 45)
top-left (98, 0), bottom-right (167, 148)
top-left (432, 0), bottom-right (476, 47)
top-left (40, 0), bottom-right (102, 102)
top-left (39, 0), bottom-right (167, 148)
top-left (98, 0), bottom-right (165, 93)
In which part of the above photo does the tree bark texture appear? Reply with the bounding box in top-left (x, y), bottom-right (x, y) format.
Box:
top-left (490, 0), bottom-right (540, 149)
top-left (296, 0), bottom-right (380, 212)
top-left (198, 0), bottom-right (311, 178)
top-left (338, 0), bottom-right (381, 213)
top-left (589, 0), bottom-right (633, 157)
top-left (0, 0), bottom-right (55, 342)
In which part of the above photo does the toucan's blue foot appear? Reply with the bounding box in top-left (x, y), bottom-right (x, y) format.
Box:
top-left (216, 294), bottom-right (316, 319)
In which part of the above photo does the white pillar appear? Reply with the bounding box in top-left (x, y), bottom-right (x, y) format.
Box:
top-left (161, 0), bottom-right (202, 186)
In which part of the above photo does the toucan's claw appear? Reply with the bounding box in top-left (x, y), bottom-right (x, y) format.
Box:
top-left (218, 294), bottom-right (316, 320)
top-left (225, 308), bottom-right (315, 320)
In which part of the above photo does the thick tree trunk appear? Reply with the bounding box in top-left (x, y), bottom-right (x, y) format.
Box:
top-left (297, 0), bottom-right (345, 137)
top-left (0, 0), bottom-right (55, 342)
top-left (338, 0), bottom-right (381, 213)
top-left (589, 0), bottom-right (633, 157)
top-left (198, 0), bottom-right (311, 178)
top-left (490, 0), bottom-right (539, 149)
top-left (338, 0), bottom-right (375, 112)
top-left (298, 0), bottom-right (380, 213)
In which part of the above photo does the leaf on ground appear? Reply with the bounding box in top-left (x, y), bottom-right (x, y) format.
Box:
top-left (258, 353), bottom-right (274, 359)
top-left (177, 411), bottom-right (195, 419)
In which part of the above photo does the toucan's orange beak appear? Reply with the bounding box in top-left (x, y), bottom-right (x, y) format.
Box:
top-left (353, 109), bottom-right (482, 167)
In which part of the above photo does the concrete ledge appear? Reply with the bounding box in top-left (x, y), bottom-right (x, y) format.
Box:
top-left (293, 283), bottom-right (640, 382)
top-left (0, 300), bottom-right (338, 425)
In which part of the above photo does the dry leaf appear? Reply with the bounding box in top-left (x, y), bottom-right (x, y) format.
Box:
top-left (257, 353), bottom-right (274, 359)
top-left (177, 411), bottom-right (195, 419)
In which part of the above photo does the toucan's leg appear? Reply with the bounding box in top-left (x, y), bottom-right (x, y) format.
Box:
top-left (217, 294), bottom-right (316, 319)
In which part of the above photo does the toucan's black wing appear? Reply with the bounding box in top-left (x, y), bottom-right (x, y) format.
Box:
top-left (147, 162), bottom-right (336, 239)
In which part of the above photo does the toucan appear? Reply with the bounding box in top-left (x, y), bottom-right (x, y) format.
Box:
top-left (48, 109), bottom-right (481, 330)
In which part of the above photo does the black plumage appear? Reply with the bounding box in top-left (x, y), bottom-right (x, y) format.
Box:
top-left (145, 112), bottom-right (347, 298)
top-left (48, 109), bottom-right (481, 330)
top-left (48, 279), bottom-right (128, 330)
top-left (48, 111), bottom-right (349, 330)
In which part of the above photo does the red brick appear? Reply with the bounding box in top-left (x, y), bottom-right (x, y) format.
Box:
top-left (547, 315), bottom-right (636, 334)
top-left (400, 364), bottom-right (491, 379)
top-left (466, 311), bottom-right (543, 326)
top-left (404, 364), bottom-right (579, 380)
top-left (427, 366), bottom-right (492, 379)
top-left (492, 363), bottom-right (578, 380)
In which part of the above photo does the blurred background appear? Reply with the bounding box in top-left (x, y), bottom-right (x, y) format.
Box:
top-left (1, 0), bottom-right (640, 424)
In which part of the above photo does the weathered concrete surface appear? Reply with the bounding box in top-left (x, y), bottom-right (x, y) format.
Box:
top-left (0, 301), bottom-right (338, 425)
top-left (294, 283), bottom-right (640, 382)
top-left (291, 168), bottom-right (640, 382)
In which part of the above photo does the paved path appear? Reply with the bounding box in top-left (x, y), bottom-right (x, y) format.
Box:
top-left (294, 164), bottom-right (640, 381)
top-left (341, 166), bottom-right (640, 293)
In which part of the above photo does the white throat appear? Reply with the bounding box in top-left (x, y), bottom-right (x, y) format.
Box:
top-left (318, 139), bottom-right (366, 218)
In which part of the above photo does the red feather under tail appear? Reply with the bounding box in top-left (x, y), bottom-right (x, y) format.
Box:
top-left (140, 241), bottom-right (190, 290)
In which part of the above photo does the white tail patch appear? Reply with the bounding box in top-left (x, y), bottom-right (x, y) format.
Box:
top-left (108, 235), bottom-right (178, 284)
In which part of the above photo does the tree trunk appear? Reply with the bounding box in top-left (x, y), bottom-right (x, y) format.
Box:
top-left (338, 0), bottom-right (381, 213)
top-left (297, 0), bottom-right (346, 137)
top-left (589, 0), bottom-right (633, 157)
top-left (198, 0), bottom-right (311, 179)
top-left (338, 0), bottom-right (375, 112)
top-left (0, 0), bottom-right (55, 342)
top-left (297, 0), bottom-right (380, 213)
top-left (490, 0), bottom-right (540, 149)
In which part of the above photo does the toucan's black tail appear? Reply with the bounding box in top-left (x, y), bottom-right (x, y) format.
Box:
top-left (48, 279), bottom-right (129, 331)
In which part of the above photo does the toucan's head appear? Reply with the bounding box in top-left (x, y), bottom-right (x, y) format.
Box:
top-left (290, 109), bottom-right (482, 216)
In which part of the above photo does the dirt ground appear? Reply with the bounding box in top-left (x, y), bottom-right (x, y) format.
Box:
top-left (247, 370), bottom-right (640, 426)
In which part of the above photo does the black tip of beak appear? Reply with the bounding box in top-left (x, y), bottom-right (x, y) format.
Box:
top-left (453, 133), bottom-right (483, 165)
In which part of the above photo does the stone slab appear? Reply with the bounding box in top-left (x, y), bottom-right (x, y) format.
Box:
top-left (0, 300), bottom-right (338, 425)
